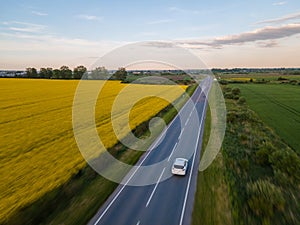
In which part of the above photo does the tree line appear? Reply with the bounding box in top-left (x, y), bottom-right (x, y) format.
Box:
top-left (26, 66), bottom-right (87, 79)
top-left (25, 66), bottom-right (127, 81)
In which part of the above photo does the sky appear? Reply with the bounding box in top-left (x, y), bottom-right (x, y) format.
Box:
top-left (1, 0), bottom-right (300, 69)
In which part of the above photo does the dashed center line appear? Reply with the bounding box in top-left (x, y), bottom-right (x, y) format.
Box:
top-left (184, 118), bottom-right (189, 126)
top-left (146, 167), bottom-right (166, 207)
top-left (178, 127), bottom-right (185, 140)
top-left (179, 83), bottom-right (208, 225)
top-left (90, 78), bottom-right (211, 225)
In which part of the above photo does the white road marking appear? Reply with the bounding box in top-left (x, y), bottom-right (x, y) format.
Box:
top-left (167, 142), bottom-right (178, 162)
top-left (92, 78), bottom-right (210, 225)
top-left (146, 167), bottom-right (166, 207)
top-left (92, 87), bottom-right (191, 224)
top-left (184, 118), bottom-right (189, 126)
top-left (92, 132), bottom-right (168, 225)
top-left (179, 79), bottom-right (209, 225)
top-left (92, 99), bottom-right (183, 225)
top-left (178, 127), bottom-right (185, 140)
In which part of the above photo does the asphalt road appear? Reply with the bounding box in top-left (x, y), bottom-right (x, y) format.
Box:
top-left (88, 77), bottom-right (212, 225)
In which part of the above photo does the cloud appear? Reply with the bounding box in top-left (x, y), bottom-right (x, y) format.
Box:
top-left (272, 1), bottom-right (287, 6)
top-left (256, 12), bottom-right (300, 24)
top-left (0, 20), bottom-right (123, 52)
top-left (176, 23), bottom-right (300, 49)
top-left (147, 19), bottom-right (174, 25)
top-left (0, 31), bottom-right (125, 51)
top-left (257, 40), bottom-right (279, 48)
top-left (0, 32), bottom-right (125, 69)
top-left (138, 32), bottom-right (157, 37)
top-left (78, 14), bottom-right (102, 22)
top-left (168, 6), bottom-right (183, 13)
top-left (142, 42), bottom-right (175, 48)
top-left (214, 24), bottom-right (300, 44)
top-left (168, 6), bottom-right (199, 14)
top-left (2, 21), bottom-right (46, 33)
top-left (0, 32), bottom-right (100, 46)
top-left (32, 11), bottom-right (48, 16)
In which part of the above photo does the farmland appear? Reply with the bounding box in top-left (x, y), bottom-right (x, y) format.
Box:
top-left (191, 79), bottom-right (300, 225)
top-left (0, 78), bottom-right (186, 223)
top-left (220, 84), bottom-right (300, 225)
top-left (229, 84), bottom-right (300, 152)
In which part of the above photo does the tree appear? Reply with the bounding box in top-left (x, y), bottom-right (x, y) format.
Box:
top-left (46, 68), bottom-right (53, 79)
top-left (60, 66), bottom-right (72, 79)
top-left (52, 69), bottom-right (61, 79)
top-left (39, 68), bottom-right (48, 79)
top-left (38, 67), bottom-right (53, 79)
top-left (73, 65), bottom-right (87, 79)
top-left (26, 67), bottom-right (38, 78)
top-left (113, 67), bottom-right (127, 81)
top-left (90, 66), bottom-right (109, 80)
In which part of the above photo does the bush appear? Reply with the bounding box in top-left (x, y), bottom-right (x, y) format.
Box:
top-left (289, 80), bottom-right (297, 85)
top-left (246, 179), bottom-right (285, 219)
top-left (256, 146), bottom-right (270, 166)
top-left (238, 110), bottom-right (252, 122)
top-left (232, 87), bottom-right (241, 95)
top-left (273, 169), bottom-right (290, 187)
top-left (224, 87), bottom-right (232, 92)
top-left (278, 76), bottom-right (288, 81)
top-left (240, 133), bottom-right (248, 142)
top-left (238, 97), bottom-right (246, 104)
top-left (224, 92), bottom-right (234, 99)
top-left (227, 111), bottom-right (237, 123)
top-left (269, 148), bottom-right (300, 182)
top-left (239, 158), bottom-right (249, 171)
top-left (233, 95), bottom-right (240, 100)
top-left (219, 79), bottom-right (228, 85)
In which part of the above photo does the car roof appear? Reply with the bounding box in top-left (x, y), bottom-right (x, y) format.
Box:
top-left (174, 158), bottom-right (187, 166)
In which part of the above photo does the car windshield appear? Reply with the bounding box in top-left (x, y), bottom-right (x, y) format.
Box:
top-left (174, 164), bottom-right (184, 169)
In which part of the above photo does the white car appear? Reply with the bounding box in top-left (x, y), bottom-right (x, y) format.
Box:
top-left (172, 158), bottom-right (188, 176)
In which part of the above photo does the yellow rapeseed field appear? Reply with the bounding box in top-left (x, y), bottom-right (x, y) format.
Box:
top-left (228, 77), bottom-right (256, 82)
top-left (0, 78), bottom-right (186, 222)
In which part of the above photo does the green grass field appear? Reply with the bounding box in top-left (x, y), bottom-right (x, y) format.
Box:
top-left (217, 73), bottom-right (300, 81)
top-left (192, 81), bottom-right (300, 225)
top-left (229, 84), bottom-right (300, 153)
top-left (221, 84), bottom-right (300, 225)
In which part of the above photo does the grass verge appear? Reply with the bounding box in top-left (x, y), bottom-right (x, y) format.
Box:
top-left (192, 102), bottom-right (233, 225)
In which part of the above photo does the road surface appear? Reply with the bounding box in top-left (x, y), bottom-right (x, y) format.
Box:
top-left (88, 76), bottom-right (212, 225)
